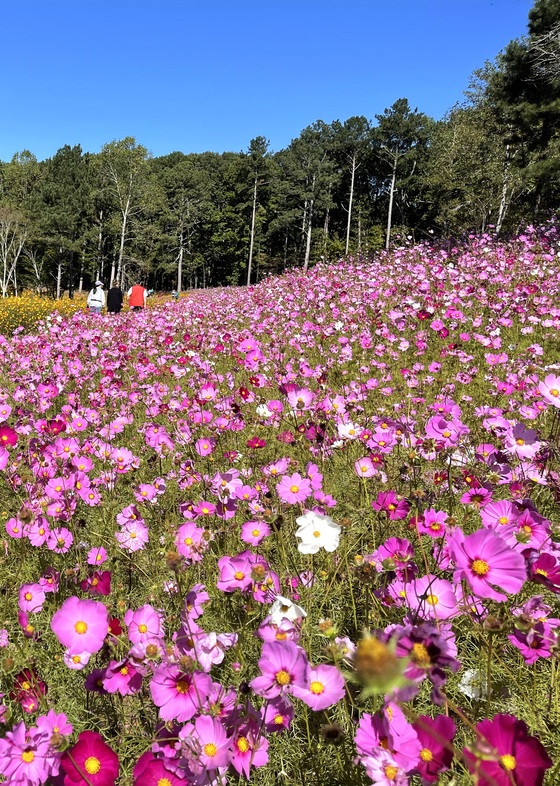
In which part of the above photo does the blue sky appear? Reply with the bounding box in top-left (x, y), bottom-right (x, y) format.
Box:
top-left (1, 0), bottom-right (534, 161)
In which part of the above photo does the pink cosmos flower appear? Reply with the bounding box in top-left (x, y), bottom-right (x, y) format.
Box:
top-left (504, 423), bottom-right (541, 459)
top-left (216, 554), bottom-right (253, 592)
top-left (264, 696), bottom-right (294, 733)
top-left (51, 596), bottom-right (109, 655)
top-left (241, 519), bottom-right (270, 545)
top-left (410, 575), bottom-right (458, 620)
top-left (150, 665), bottom-right (212, 722)
top-left (292, 664), bottom-right (345, 710)
top-left (0, 425), bottom-right (17, 446)
top-left (449, 529), bottom-right (526, 602)
top-left (0, 721), bottom-right (51, 784)
top-left (418, 509), bottom-right (448, 538)
top-left (195, 437), bottom-right (215, 456)
top-left (480, 499), bottom-right (519, 530)
top-left (464, 714), bottom-right (552, 786)
top-left (372, 491), bottom-right (410, 520)
top-left (103, 659), bottom-right (143, 695)
top-left (508, 622), bottom-right (556, 665)
top-left (47, 527), bottom-right (74, 553)
top-left (61, 730), bottom-right (119, 786)
top-left (355, 456), bottom-right (378, 478)
top-left (251, 640), bottom-right (310, 698)
top-left (125, 604), bottom-right (163, 645)
top-left (88, 546), bottom-right (108, 566)
top-left (183, 584), bottom-right (210, 622)
top-left (276, 472), bottom-right (312, 504)
top-left (412, 714), bottom-right (456, 783)
top-left (18, 583), bottom-right (46, 613)
top-left (115, 520), bottom-right (149, 552)
top-left (133, 755), bottom-right (186, 786)
top-left (181, 714), bottom-right (231, 769)
top-left (175, 522), bottom-right (206, 562)
top-left (230, 717), bottom-right (269, 777)
top-left (538, 373), bottom-right (560, 407)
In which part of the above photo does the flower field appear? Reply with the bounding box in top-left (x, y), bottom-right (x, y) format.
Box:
top-left (1, 225), bottom-right (560, 786)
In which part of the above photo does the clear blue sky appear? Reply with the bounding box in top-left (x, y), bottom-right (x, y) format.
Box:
top-left (1, 0), bottom-right (534, 162)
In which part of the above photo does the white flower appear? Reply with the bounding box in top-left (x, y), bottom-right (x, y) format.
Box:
top-left (270, 595), bottom-right (307, 625)
top-left (458, 668), bottom-right (489, 699)
top-left (256, 404), bottom-right (273, 419)
top-left (295, 511), bottom-right (341, 555)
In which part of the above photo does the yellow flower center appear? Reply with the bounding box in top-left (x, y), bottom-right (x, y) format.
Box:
top-left (176, 679), bottom-right (189, 693)
top-left (85, 756), bottom-right (101, 774)
top-left (385, 765), bottom-right (398, 781)
top-left (516, 438), bottom-right (525, 445)
top-left (234, 571), bottom-right (245, 580)
top-left (500, 754), bottom-right (516, 771)
top-left (274, 714), bottom-right (284, 724)
top-left (290, 485), bottom-right (299, 493)
top-left (551, 389), bottom-right (559, 397)
top-left (536, 568), bottom-right (548, 577)
top-left (21, 681), bottom-right (31, 690)
top-left (158, 779), bottom-right (172, 786)
top-left (72, 655), bottom-right (81, 663)
top-left (498, 516), bottom-right (509, 525)
top-left (275, 670), bottom-right (291, 685)
top-left (252, 529), bottom-right (260, 537)
top-left (313, 530), bottom-right (321, 538)
top-left (276, 632), bottom-right (287, 640)
top-left (24, 592), bottom-right (32, 601)
top-left (21, 750), bottom-right (35, 763)
top-left (412, 643), bottom-right (431, 665)
top-left (237, 736), bottom-right (250, 753)
top-left (426, 594), bottom-right (438, 606)
top-left (472, 559), bottom-right (489, 575)
top-left (138, 624), bottom-right (148, 633)
top-left (204, 743), bottom-right (217, 757)
top-left (420, 748), bottom-right (433, 762)
top-left (120, 667), bottom-right (129, 676)
top-left (310, 680), bottom-right (325, 695)
top-left (443, 431), bottom-right (451, 438)
top-left (75, 620), bottom-right (88, 634)
top-left (184, 537), bottom-right (193, 545)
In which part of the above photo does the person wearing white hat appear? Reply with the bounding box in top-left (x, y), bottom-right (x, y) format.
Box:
top-left (87, 280), bottom-right (106, 314)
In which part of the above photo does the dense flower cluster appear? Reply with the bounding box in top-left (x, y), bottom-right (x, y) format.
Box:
top-left (0, 225), bottom-right (559, 785)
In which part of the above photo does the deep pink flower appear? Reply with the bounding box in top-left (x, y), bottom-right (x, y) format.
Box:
top-left (18, 583), bottom-right (46, 613)
top-left (0, 425), bottom-right (17, 446)
top-left (133, 754), bottom-right (186, 786)
top-left (449, 529), bottom-right (526, 602)
top-left (464, 714), bottom-right (552, 786)
top-left (230, 717), bottom-right (269, 777)
top-left (372, 491), bottom-right (410, 520)
top-left (412, 714), bottom-right (456, 783)
top-left (61, 730), bottom-right (119, 786)
top-left (410, 575), bottom-right (458, 620)
top-left (51, 596), bottom-right (109, 655)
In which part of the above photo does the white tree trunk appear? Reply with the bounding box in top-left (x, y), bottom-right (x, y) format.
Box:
top-left (247, 175), bottom-right (258, 286)
top-left (177, 230), bottom-right (184, 293)
top-left (496, 146), bottom-right (511, 235)
top-left (303, 196), bottom-right (314, 272)
top-left (385, 161), bottom-right (397, 251)
top-left (56, 255), bottom-right (62, 300)
top-left (345, 154), bottom-right (357, 255)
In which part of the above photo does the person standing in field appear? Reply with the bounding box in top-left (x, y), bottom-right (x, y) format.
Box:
top-left (107, 280), bottom-right (123, 314)
top-left (127, 282), bottom-right (147, 312)
top-left (87, 280), bottom-right (105, 314)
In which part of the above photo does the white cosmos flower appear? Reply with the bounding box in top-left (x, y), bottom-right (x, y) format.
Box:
top-left (295, 511), bottom-right (341, 555)
top-left (256, 404), bottom-right (273, 419)
top-left (270, 595), bottom-right (307, 625)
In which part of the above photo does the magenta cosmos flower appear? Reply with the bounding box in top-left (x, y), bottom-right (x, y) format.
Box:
top-left (179, 714), bottom-right (231, 769)
top-left (250, 640), bottom-right (309, 698)
top-left (61, 730), bottom-right (119, 786)
top-left (449, 529), bottom-right (526, 602)
top-left (150, 665), bottom-right (212, 721)
top-left (133, 754), bottom-right (186, 786)
top-left (51, 596), bottom-right (109, 655)
top-left (412, 714), bottom-right (456, 783)
top-left (464, 714), bottom-right (552, 786)
top-left (18, 583), bottom-right (46, 613)
top-left (292, 664), bottom-right (345, 710)
top-left (372, 490), bottom-right (410, 520)
top-left (276, 472), bottom-right (312, 504)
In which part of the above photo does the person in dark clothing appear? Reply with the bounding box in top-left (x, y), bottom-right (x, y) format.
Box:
top-left (107, 280), bottom-right (123, 314)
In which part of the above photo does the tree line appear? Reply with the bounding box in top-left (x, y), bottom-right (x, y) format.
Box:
top-left (1, 0), bottom-right (559, 297)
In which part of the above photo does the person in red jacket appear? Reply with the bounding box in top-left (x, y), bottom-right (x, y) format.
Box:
top-left (127, 282), bottom-right (147, 312)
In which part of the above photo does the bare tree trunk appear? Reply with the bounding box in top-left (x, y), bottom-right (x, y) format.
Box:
top-left (283, 230), bottom-right (288, 271)
top-left (345, 153), bottom-right (357, 255)
top-left (247, 175), bottom-right (258, 286)
top-left (303, 194), bottom-right (314, 272)
top-left (116, 198), bottom-right (129, 284)
top-left (177, 230), bottom-right (184, 293)
top-left (202, 262), bottom-right (206, 289)
top-left (358, 212), bottom-right (362, 251)
top-left (110, 249), bottom-right (116, 287)
top-left (56, 252), bottom-right (63, 300)
top-left (79, 249), bottom-right (84, 293)
top-left (385, 160), bottom-right (397, 251)
top-left (496, 146), bottom-right (511, 235)
top-left (97, 209), bottom-right (104, 280)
